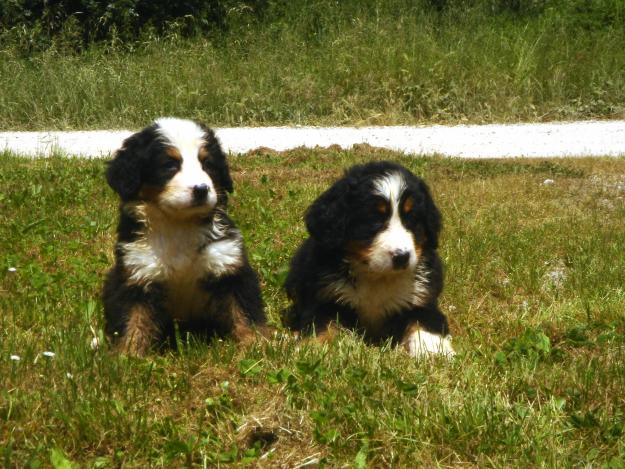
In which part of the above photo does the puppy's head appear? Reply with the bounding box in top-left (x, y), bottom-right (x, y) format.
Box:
top-left (306, 161), bottom-right (441, 274)
top-left (106, 118), bottom-right (233, 218)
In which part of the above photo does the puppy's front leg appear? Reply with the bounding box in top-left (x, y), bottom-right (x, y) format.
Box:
top-left (206, 269), bottom-right (267, 344)
top-left (113, 304), bottom-right (163, 356)
top-left (401, 321), bottom-right (455, 358)
top-left (104, 276), bottom-right (174, 356)
top-left (225, 295), bottom-right (268, 345)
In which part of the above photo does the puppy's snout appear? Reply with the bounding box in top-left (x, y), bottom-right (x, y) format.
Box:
top-left (192, 184), bottom-right (209, 202)
top-left (391, 250), bottom-right (410, 270)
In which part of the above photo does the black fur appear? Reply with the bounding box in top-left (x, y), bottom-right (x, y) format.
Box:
top-left (102, 119), bottom-right (265, 354)
top-left (283, 161), bottom-right (450, 346)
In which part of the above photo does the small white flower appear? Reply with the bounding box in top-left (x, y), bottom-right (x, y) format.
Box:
top-left (10, 354), bottom-right (20, 361)
top-left (90, 337), bottom-right (100, 350)
top-left (545, 269), bottom-right (566, 288)
top-left (42, 351), bottom-right (55, 358)
top-left (543, 179), bottom-right (555, 185)
top-left (8, 267), bottom-right (16, 272)
top-left (66, 372), bottom-right (73, 379)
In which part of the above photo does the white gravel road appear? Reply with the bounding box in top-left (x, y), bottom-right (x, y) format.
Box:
top-left (1, 120), bottom-right (625, 158)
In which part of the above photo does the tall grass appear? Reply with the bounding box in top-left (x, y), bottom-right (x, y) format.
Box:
top-left (0, 1), bottom-right (624, 129)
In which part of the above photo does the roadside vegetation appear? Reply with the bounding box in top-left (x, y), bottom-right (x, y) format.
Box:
top-left (0, 0), bottom-right (624, 129)
top-left (1, 150), bottom-right (624, 466)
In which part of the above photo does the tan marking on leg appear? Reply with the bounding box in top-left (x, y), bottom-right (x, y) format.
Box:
top-left (402, 321), bottom-right (421, 348)
top-left (314, 321), bottom-right (340, 344)
top-left (116, 305), bottom-right (159, 356)
top-left (229, 299), bottom-right (257, 345)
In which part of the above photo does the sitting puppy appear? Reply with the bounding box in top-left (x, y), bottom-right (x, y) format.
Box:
top-left (103, 118), bottom-right (265, 355)
top-left (283, 161), bottom-right (454, 357)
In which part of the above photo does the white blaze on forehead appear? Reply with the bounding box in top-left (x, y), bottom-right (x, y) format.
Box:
top-left (373, 171), bottom-right (406, 205)
top-left (154, 118), bottom-right (216, 210)
top-left (155, 117), bottom-right (206, 152)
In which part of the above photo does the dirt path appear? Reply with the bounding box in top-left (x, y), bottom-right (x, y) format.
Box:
top-left (2, 121), bottom-right (625, 158)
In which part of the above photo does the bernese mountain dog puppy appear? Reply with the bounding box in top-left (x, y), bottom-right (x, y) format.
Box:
top-left (103, 118), bottom-right (266, 356)
top-left (283, 161), bottom-right (454, 357)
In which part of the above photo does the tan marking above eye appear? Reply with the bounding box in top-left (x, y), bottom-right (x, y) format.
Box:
top-left (376, 200), bottom-right (389, 215)
top-left (198, 147), bottom-right (210, 161)
top-left (402, 196), bottom-right (414, 213)
top-left (165, 147), bottom-right (182, 160)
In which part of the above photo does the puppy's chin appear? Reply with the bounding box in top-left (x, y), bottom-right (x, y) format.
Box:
top-left (348, 257), bottom-right (418, 277)
top-left (152, 190), bottom-right (219, 220)
top-left (150, 199), bottom-right (216, 220)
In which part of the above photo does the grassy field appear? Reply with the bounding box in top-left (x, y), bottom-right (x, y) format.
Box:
top-left (1, 148), bottom-right (624, 466)
top-left (1, 1), bottom-right (625, 130)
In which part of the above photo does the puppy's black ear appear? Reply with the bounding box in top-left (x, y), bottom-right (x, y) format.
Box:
top-left (420, 182), bottom-right (442, 250)
top-left (219, 160), bottom-right (234, 194)
top-left (106, 132), bottom-right (145, 201)
top-left (206, 130), bottom-right (233, 194)
top-left (305, 177), bottom-right (353, 249)
top-left (199, 125), bottom-right (233, 203)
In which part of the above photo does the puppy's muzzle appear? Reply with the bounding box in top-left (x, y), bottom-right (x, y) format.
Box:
top-left (392, 250), bottom-right (410, 270)
top-left (192, 184), bottom-right (209, 204)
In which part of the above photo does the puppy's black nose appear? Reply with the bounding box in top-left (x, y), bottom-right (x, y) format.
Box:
top-left (392, 250), bottom-right (410, 270)
top-left (192, 184), bottom-right (209, 202)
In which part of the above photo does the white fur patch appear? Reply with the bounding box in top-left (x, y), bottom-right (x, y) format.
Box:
top-left (404, 329), bottom-right (455, 358)
top-left (203, 238), bottom-right (244, 276)
top-left (121, 206), bottom-right (242, 289)
top-left (321, 263), bottom-right (430, 330)
top-left (369, 171), bottom-right (417, 272)
top-left (156, 117), bottom-right (205, 145)
top-left (154, 118), bottom-right (217, 214)
top-left (373, 172), bottom-right (406, 201)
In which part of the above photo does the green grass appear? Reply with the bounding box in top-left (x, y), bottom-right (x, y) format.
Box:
top-left (1, 1), bottom-right (624, 130)
top-left (1, 149), bottom-right (625, 467)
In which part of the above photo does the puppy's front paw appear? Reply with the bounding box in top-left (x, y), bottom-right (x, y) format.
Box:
top-left (404, 329), bottom-right (455, 358)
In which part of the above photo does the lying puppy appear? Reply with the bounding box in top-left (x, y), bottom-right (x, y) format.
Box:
top-left (283, 161), bottom-right (454, 357)
top-left (103, 118), bottom-right (265, 355)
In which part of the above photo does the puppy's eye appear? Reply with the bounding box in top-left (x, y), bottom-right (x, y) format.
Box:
top-left (163, 158), bottom-right (179, 171)
top-left (402, 196), bottom-right (414, 214)
top-left (199, 147), bottom-right (215, 169)
top-left (375, 199), bottom-right (389, 215)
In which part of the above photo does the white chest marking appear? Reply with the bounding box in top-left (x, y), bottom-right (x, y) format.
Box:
top-left (121, 208), bottom-right (242, 289)
top-left (321, 263), bottom-right (430, 330)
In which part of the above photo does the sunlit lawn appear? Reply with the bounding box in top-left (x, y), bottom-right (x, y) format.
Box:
top-left (1, 149), bottom-right (624, 466)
